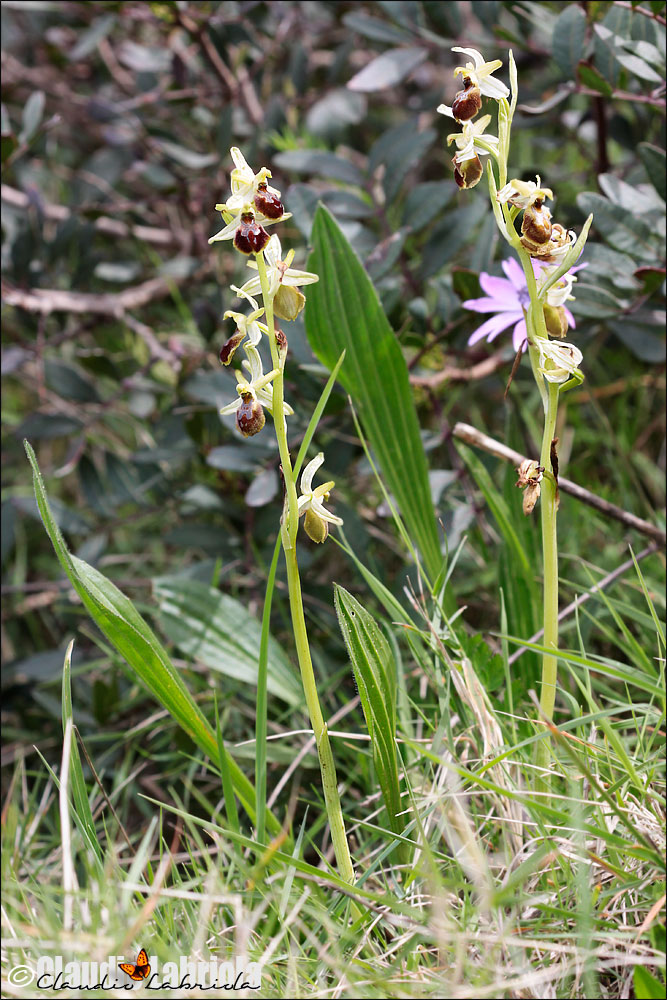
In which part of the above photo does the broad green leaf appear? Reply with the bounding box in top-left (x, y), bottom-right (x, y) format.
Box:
top-left (609, 318), bottom-right (667, 363)
top-left (306, 205), bottom-right (442, 580)
top-left (552, 5), bottom-right (587, 77)
top-left (594, 24), bottom-right (663, 82)
top-left (44, 359), bottom-right (100, 404)
top-left (24, 441), bottom-right (274, 833)
top-left (634, 965), bottom-right (666, 999)
top-left (368, 120), bottom-right (436, 203)
top-left (347, 47), bottom-right (427, 93)
top-left (306, 90), bottom-right (367, 139)
top-left (593, 4), bottom-right (631, 85)
top-left (577, 192), bottom-right (657, 259)
top-left (19, 91), bottom-right (45, 144)
top-left (639, 143), bottom-right (667, 202)
top-left (154, 577), bottom-right (302, 706)
top-left (342, 11), bottom-right (412, 44)
top-left (570, 282), bottom-right (627, 319)
top-left (334, 586), bottom-right (406, 856)
top-left (273, 149), bottom-right (364, 186)
top-left (577, 62), bottom-right (613, 96)
top-left (154, 139), bottom-right (217, 170)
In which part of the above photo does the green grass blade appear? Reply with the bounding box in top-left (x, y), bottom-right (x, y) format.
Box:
top-left (306, 204), bottom-right (442, 581)
top-left (293, 348), bottom-right (346, 478)
top-left (25, 441), bottom-right (280, 835)
top-left (214, 695), bottom-right (239, 836)
top-left (60, 639), bottom-right (102, 864)
top-left (256, 534), bottom-right (282, 848)
top-left (334, 585), bottom-right (406, 859)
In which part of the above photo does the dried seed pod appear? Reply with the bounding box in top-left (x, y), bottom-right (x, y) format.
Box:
top-left (543, 303), bottom-right (568, 338)
top-left (236, 392), bottom-right (265, 437)
top-left (515, 459), bottom-right (543, 515)
top-left (254, 182), bottom-right (284, 220)
top-left (522, 480), bottom-right (541, 515)
top-left (451, 77), bottom-right (482, 122)
top-left (521, 198), bottom-right (552, 247)
top-left (453, 153), bottom-right (483, 190)
top-left (234, 211), bottom-right (270, 255)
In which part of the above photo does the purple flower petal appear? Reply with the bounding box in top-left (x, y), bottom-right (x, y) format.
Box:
top-left (468, 311), bottom-right (519, 346)
top-left (512, 318), bottom-right (528, 352)
top-left (501, 257), bottom-right (527, 291)
top-left (463, 296), bottom-right (524, 314)
top-left (479, 273), bottom-right (519, 304)
top-left (564, 307), bottom-right (575, 328)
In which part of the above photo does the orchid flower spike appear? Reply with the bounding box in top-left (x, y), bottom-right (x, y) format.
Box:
top-left (220, 344), bottom-right (293, 437)
top-left (297, 452), bottom-right (343, 543)
top-left (240, 234), bottom-right (319, 321)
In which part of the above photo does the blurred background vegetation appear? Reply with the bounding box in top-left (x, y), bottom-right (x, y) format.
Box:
top-left (2, 0), bottom-right (665, 812)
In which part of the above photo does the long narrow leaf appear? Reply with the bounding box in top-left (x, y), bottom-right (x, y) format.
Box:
top-left (306, 205), bottom-right (442, 581)
top-left (334, 585), bottom-right (406, 858)
top-left (25, 441), bottom-right (279, 835)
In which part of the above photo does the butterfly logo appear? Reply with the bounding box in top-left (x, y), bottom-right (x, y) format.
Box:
top-left (119, 948), bottom-right (151, 982)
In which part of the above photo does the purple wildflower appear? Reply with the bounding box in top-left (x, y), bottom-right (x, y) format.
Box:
top-left (463, 258), bottom-right (585, 352)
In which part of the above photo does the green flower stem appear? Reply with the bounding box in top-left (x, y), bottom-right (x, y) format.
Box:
top-left (494, 192), bottom-right (561, 779)
top-left (255, 250), bottom-right (356, 885)
top-left (535, 377), bottom-right (561, 774)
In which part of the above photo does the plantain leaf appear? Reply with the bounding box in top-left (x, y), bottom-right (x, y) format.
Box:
top-left (25, 441), bottom-right (276, 834)
top-left (306, 205), bottom-right (442, 580)
top-left (154, 577), bottom-right (302, 706)
top-left (334, 585), bottom-right (406, 857)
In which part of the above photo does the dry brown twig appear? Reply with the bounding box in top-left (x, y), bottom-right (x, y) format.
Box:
top-left (452, 421), bottom-right (666, 545)
top-left (1, 184), bottom-right (184, 248)
top-left (410, 353), bottom-right (507, 387)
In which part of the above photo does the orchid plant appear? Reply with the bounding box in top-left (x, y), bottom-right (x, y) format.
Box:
top-left (438, 47), bottom-right (593, 776)
top-left (209, 149), bottom-right (355, 883)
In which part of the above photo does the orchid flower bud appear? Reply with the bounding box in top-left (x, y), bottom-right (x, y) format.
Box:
top-left (453, 152), bottom-right (483, 190)
top-left (254, 182), bottom-right (284, 220)
top-left (451, 77), bottom-right (482, 122)
top-left (521, 198), bottom-right (552, 247)
top-left (236, 391), bottom-right (266, 437)
top-left (234, 209), bottom-right (270, 255)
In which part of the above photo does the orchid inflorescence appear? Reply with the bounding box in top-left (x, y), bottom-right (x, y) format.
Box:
top-left (209, 149), bottom-right (355, 884)
top-left (437, 45), bottom-right (595, 744)
top-left (437, 43), bottom-right (589, 409)
top-left (210, 147), bottom-right (342, 544)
